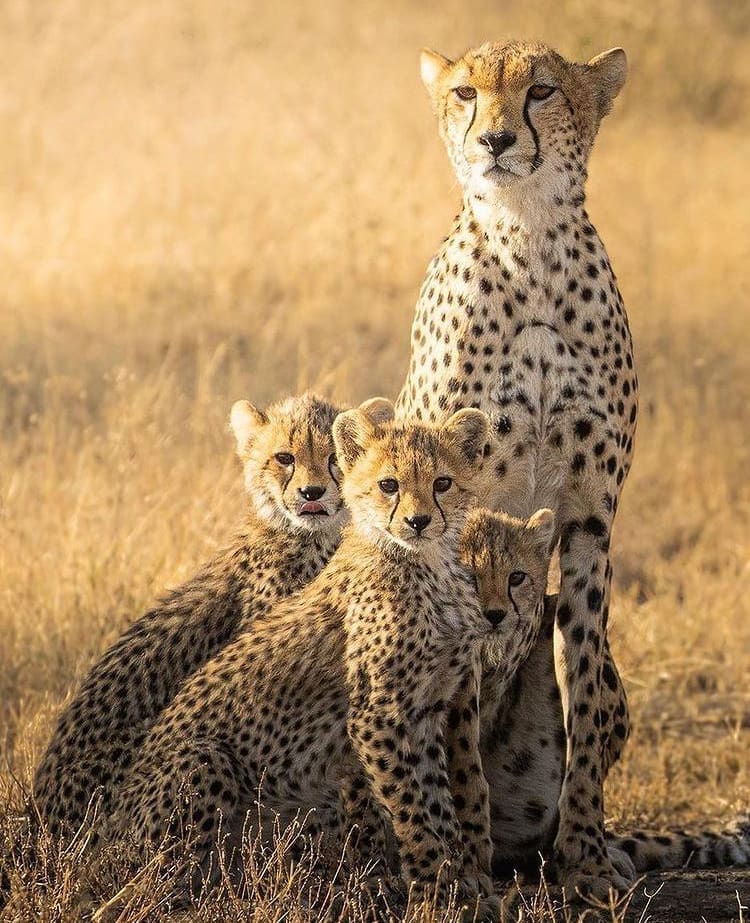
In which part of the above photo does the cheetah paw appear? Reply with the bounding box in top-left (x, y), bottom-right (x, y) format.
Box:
top-left (560, 864), bottom-right (633, 903)
top-left (459, 892), bottom-right (501, 922)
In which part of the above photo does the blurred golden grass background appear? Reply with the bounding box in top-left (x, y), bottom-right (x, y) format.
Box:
top-left (1, 0), bottom-right (749, 894)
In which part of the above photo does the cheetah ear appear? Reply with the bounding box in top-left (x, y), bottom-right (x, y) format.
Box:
top-left (230, 400), bottom-right (268, 460)
top-left (441, 408), bottom-right (490, 466)
top-left (526, 508), bottom-right (556, 557)
top-left (586, 48), bottom-right (627, 117)
top-left (357, 396), bottom-right (395, 427)
top-left (420, 48), bottom-right (453, 99)
top-left (333, 409), bottom-right (381, 473)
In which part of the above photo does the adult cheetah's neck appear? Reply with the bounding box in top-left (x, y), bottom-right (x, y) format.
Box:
top-left (464, 184), bottom-right (591, 271)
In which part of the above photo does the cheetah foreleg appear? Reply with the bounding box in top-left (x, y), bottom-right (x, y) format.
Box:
top-left (445, 655), bottom-right (495, 902)
top-left (553, 523), bottom-right (633, 898)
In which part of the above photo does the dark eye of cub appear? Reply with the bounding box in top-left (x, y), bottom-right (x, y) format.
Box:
top-left (453, 85), bottom-right (477, 101)
top-left (433, 476), bottom-right (453, 493)
top-left (508, 571), bottom-right (527, 588)
top-left (378, 478), bottom-right (399, 495)
top-left (528, 84), bottom-right (555, 101)
top-left (274, 452), bottom-right (295, 466)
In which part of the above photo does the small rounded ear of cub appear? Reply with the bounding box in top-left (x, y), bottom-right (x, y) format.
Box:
top-left (332, 397), bottom-right (396, 472)
top-left (440, 408), bottom-right (494, 465)
top-left (526, 508), bottom-right (557, 556)
top-left (230, 400), bottom-right (268, 461)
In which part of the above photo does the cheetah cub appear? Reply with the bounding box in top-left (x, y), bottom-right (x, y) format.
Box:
top-left (104, 408), bottom-right (503, 906)
top-left (33, 393), bottom-right (390, 840)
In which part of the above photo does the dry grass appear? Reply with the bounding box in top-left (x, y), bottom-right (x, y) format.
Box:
top-left (1, 0), bottom-right (749, 919)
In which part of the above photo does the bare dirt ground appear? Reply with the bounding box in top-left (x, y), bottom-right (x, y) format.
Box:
top-left (626, 871), bottom-right (750, 923)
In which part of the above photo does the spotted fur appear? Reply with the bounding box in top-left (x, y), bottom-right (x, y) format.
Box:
top-left (101, 410), bottom-right (524, 910)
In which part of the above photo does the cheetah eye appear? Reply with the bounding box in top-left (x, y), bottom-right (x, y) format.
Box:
top-left (274, 452), bottom-right (295, 466)
top-left (508, 571), bottom-right (527, 589)
top-left (378, 478), bottom-right (399, 495)
top-left (527, 84), bottom-right (555, 101)
top-left (433, 476), bottom-right (453, 493)
top-left (453, 85), bottom-right (477, 101)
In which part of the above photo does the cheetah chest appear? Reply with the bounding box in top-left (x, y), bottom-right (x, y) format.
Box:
top-left (400, 249), bottom-right (636, 518)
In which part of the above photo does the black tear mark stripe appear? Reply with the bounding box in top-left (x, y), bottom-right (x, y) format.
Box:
top-left (280, 464), bottom-right (294, 501)
top-left (387, 494), bottom-right (400, 529)
top-left (328, 456), bottom-right (341, 488)
top-left (463, 97), bottom-right (478, 150)
top-left (433, 488), bottom-right (447, 528)
top-left (509, 585), bottom-right (522, 618)
top-left (522, 95), bottom-right (542, 171)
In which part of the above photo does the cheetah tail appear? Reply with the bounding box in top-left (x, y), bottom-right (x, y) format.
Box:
top-left (607, 813), bottom-right (750, 872)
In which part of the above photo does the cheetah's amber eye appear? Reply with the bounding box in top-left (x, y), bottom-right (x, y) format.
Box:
top-left (527, 84), bottom-right (555, 101)
top-left (378, 478), bottom-right (399, 495)
top-left (453, 86), bottom-right (477, 101)
top-left (274, 452), bottom-right (295, 466)
top-left (508, 571), bottom-right (527, 589)
top-left (434, 476), bottom-right (453, 493)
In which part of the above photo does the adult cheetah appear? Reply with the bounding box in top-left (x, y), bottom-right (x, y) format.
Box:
top-left (104, 408), bottom-right (545, 909)
top-left (32, 393), bottom-right (388, 840)
top-left (396, 39), bottom-right (638, 896)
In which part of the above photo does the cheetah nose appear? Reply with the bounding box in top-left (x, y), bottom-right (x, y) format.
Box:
top-left (404, 514), bottom-right (431, 536)
top-left (485, 608), bottom-right (507, 626)
top-left (478, 130), bottom-right (517, 157)
top-left (299, 485), bottom-right (325, 501)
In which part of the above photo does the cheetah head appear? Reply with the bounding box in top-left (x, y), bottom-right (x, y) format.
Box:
top-left (459, 507), bottom-right (556, 651)
top-left (333, 407), bottom-right (497, 553)
top-left (231, 393), bottom-right (393, 533)
top-left (420, 40), bottom-right (626, 203)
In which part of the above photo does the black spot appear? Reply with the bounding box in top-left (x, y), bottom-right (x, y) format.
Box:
top-left (509, 748), bottom-right (534, 775)
top-left (574, 419), bottom-right (592, 440)
top-left (583, 516), bottom-right (606, 537)
top-left (571, 453), bottom-right (586, 473)
top-left (620, 839), bottom-right (637, 856)
top-left (524, 801), bottom-right (546, 823)
top-left (587, 587), bottom-right (603, 613)
top-left (497, 415), bottom-right (512, 434)
top-left (602, 661), bottom-right (618, 691)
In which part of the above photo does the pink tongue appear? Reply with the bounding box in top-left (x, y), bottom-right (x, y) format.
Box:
top-left (300, 501), bottom-right (326, 515)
